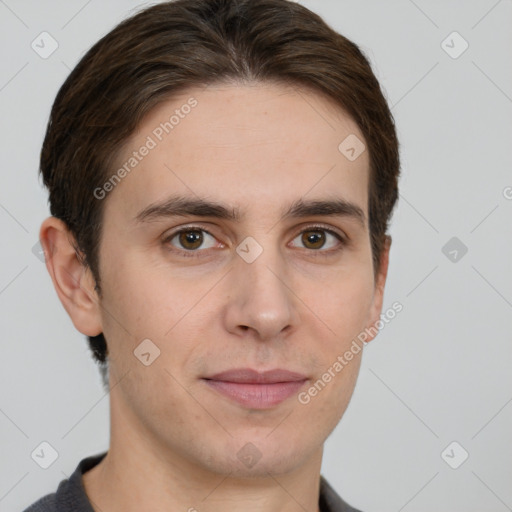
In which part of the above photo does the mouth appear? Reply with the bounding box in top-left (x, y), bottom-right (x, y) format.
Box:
top-left (202, 368), bottom-right (308, 409)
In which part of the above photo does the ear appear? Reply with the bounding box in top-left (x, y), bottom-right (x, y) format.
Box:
top-left (364, 235), bottom-right (391, 343)
top-left (39, 216), bottom-right (103, 337)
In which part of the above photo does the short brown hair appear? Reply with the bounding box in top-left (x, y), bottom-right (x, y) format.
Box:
top-left (40, 0), bottom-right (400, 369)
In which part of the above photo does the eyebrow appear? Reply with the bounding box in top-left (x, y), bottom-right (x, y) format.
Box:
top-left (134, 194), bottom-right (366, 227)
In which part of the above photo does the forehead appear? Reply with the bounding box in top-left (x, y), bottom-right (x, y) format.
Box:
top-left (104, 82), bottom-right (370, 224)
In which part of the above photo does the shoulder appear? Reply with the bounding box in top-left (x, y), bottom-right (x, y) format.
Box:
top-left (22, 493), bottom-right (57, 512)
top-left (21, 452), bottom-right (107, 512)
top-left (319, 475), bottom-right (364, 512)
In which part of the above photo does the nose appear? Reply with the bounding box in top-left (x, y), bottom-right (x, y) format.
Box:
top-left (222, 243), bottom-right (299, 341)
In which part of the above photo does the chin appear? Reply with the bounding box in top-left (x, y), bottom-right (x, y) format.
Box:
top-left (196, 436), bottom-right (318, 479)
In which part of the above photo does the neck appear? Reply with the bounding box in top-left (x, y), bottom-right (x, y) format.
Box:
top-left (82, 398), bottom-right (324, 512)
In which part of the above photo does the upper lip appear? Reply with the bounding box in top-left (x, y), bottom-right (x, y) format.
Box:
top-left (204, 368), bottom-right (308, 384)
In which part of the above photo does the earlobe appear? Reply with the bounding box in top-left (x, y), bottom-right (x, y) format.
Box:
top-left (39, 216), bottom-right (103, 337)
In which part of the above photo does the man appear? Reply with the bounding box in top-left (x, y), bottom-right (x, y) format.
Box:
top-left (25, 0), bottom-right (399, 510)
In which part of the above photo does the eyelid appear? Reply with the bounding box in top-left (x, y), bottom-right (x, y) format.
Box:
top-left (162, 222), bottom-right (348, 256)
top-left (162, 223), bottom-right (223, 250)
top-left (291, 222), bottom-right (347, 242)
top-left (288, 224), bottom-right (347, 255)
top-left (164, 221), bottom-right (347, 239)
top-left (163, 222), bottom-right (217, 238)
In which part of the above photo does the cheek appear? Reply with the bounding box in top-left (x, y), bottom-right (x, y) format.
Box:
top-left (304, 266), bottom-right (373, 399)
top-left (99, 254), bottom-right (216, 373)
top-left (97, 255), bottom-right (170, 359)
top-left (312, 266), bottom-right (375, 337)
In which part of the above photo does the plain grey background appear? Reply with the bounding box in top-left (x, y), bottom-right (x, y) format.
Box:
top-left (1, 1), bottom-right (511, 511)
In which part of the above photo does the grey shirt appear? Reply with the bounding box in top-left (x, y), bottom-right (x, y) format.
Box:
top-left (23, 452), bottom-right (363, 512)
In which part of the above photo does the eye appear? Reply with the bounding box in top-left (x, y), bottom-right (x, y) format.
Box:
top-left (290, 226), bottom-right (344, 252)
top-left (165, 227), bottom-right (219, 254)
top-left (163, 224), bottom-right (346, 259)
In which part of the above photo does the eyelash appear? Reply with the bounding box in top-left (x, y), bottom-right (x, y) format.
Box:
top-left (162, 224), bottom-right (347, 259)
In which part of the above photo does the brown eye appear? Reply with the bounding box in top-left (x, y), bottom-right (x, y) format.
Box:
top-left (166, 228), bottom-right (217, 253)
top-left (178, 230), bottom-right (204, 250)
top-left (291, 227), bottom-right (343, 252)
top-left (301, 230), bottom-right (326, 249)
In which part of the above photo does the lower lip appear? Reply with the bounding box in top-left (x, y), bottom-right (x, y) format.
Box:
top-left (203, 379), bottom-right (307, 409)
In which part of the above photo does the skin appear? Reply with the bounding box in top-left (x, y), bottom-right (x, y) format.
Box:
top-left (41, 82), bottom-right (390, 512)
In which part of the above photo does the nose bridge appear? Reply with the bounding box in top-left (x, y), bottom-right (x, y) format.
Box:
top-left (224, 236), bottom-right (297, 340)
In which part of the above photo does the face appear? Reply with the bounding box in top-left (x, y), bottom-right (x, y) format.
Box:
top-left (88, 82), bottom-right (388, 477)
